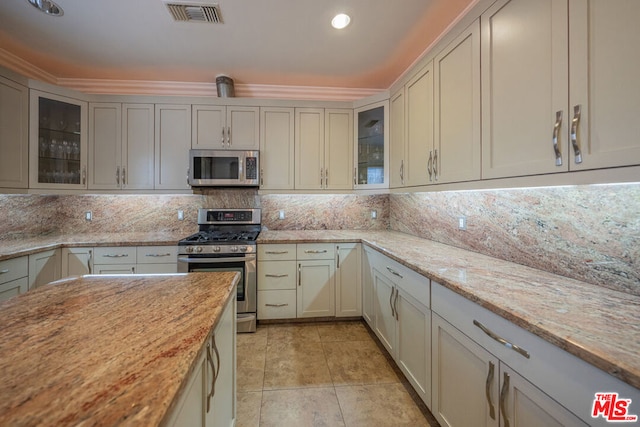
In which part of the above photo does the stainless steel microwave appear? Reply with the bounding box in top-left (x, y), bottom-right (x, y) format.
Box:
top-left (188, 150), bottom-right (259, 187)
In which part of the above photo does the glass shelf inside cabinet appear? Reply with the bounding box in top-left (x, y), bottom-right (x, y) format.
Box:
top-left (357, 106), bottom-right (385, 185)
top-left (37, 97), bottom-right (82, 184)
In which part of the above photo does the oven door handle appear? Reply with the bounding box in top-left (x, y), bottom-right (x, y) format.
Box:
top-left (179, 256), bottom-right (255, 264)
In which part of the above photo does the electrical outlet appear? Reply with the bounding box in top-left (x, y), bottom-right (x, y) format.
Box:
top-left (371, 210), bottom-right (377, 219)
top-left (458, 216), bottom-right (467, 230)
top-left (85, 211), bottom-right (92, 221)
top-left (178, 210), bottom-right (184, 221)
top-left (279, 210), bottom-right (285, 220)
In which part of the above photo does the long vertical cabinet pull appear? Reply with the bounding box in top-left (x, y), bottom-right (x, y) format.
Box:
top-left (221, 128), bottom-right (226, 147)
top-left (389, 287), bottom-right (396, 318)
top-left (393, 287), bottom-right (399, 320)
top-left (212, 333), bottom-right (221, 397)
top-left (206, 342), bottom-right (214, 412)
top-left (122, 167), bottom-right (126, 185)
top-left (500, 372), bottom-right (510, 427)
top-left (116, 167), bottom-right (120, 185)
top-left (427, 151), bottom-right (433, 181)
top-left (486, 361), bottom-right (496, 420)
top-left (87, 250), bottom-right (92, 274)
top-left (553, 111), bottom-right (563, 166)
top-left (433, 149), bottom-right (438, 181)
top-left (400, 160), bottom-right (404, 184)
top-left (298, 263), bottom-right (301, 286)
top-left (227, 127), bottom-right (231, 147)
top-left (325, 169), bottom-right (328, 188)
top-left (353, 167), bottom-right (357, 185)
top-left (336, 246), bottom-right (340, 269)
top-left (570, 105), bottom-right (583, 164)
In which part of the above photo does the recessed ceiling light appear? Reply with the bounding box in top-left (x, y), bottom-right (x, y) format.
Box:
top-left (331, 13), bottom-right (351, 30)
top-left (25, 0), bottom-right (64, 16)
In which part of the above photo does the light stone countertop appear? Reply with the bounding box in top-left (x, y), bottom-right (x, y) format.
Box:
top-left (0, 272), bottom-right (238, 426)
top-left (258, 229), bottom-right (640, 391)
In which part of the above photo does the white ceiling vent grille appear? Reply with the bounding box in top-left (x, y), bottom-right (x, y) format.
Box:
top-left (166, 3), bottom-right (222, 23)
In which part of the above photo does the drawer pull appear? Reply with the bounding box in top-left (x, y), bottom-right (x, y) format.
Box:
top-left (265, 303), bottom-right (289, 308)
top-left (473, 320), bottom-right (530, 359)
top-left (386, 266), bottom-right (403, 279)
top-left (102, 253), bottom-right (129, 258)
top-left (304, 250), bottom-right (328, 254)
top-left (265, 251), bottom-right (289, 255)
top-left (145, 253), bottom-right (171, 257)
top-left (486, 361), bottom-right (496, 420)
top-left (265, 274), bottom-right (288, 278)
top-left (0, 269), bottom-right (9, 274)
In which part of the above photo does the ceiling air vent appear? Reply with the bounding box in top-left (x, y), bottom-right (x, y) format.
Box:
top-left (165, 3), bottom-right (222, 23)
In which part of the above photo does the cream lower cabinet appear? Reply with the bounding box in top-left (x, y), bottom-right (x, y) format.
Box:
top-left (0, 256), bottom-right (28, 302)
top-left (0, 75), bottom-right (28, 189)
top-left (335, 243), bottom-right (361, 317)
top-left (370, 250), bottom-right (432, 408)
top-left (135, 246), bottom-right (177, 274)
top-left (431, 282), bottom-right (637, 427)
top-left (28, 249), bottom-right (61, 289)
top-left (169, 294), bottom-right (236, 427)
top-left (257, 244), bottom-right (297, 320)
top-left (61, 247), bottom-right (93, 276)
top-left (93, 246), bottom-right (137, 274)
top-left (296, 244), bottom-right (335, 318)
top-left (361, 246), bottom-right (375, 325)
top-left (259, 107), bottom-right (294, 190)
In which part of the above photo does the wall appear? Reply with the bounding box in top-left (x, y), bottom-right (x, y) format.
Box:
top-left (390, 183), bottom-right (640, 296)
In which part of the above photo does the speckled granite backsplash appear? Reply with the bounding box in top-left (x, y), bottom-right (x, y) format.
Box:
top-left (390, 183), bottom-right (640, 296)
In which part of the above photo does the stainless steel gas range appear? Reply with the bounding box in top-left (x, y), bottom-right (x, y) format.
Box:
top-left (177, 208), bottom-right (260, 333)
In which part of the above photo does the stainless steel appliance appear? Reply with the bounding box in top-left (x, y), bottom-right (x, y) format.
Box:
top-left (188, 149), bottom-right (259, 187)
top-left (178, 208), bottom-right (260, 333)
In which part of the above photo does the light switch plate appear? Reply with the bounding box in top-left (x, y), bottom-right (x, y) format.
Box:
top-left (458, 216), bottom-right (467, 230)
top-left (178, 210), bottom-right (184, 221)
top-left (85, 211), bottom-right (92, 221)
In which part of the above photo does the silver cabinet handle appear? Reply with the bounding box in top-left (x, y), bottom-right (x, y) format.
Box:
top-left (0, 269), bottom-right (9, 274)
top-left (553, 110), bottom-right (563, 166)
top-left (320, 168), bottom-right (324, 187)
top-left (298, 263), bottom-right (301, 286)
top-left (389, 286), bottom-right (396, 318)
top-left (433, 149), bottom-right (439, 181)
top-left (260, 168), bottom-right (264, 186)
top-left (227, 126), bottom-right (231, 146)
top-left (386, 266), bottom-right (403, 279)
top-left (212, 333), bottom-right (220, 398)
top-left (570, 105), bottom-right (582, 164)
top-left (486, 361), bottom-right (496, 420)
top-left (304, 250), bottom-right (328, 254)
top-left (131, 267), bottom-right (135, 274)
top-left (221, 127), bottom-right (226, 147)
top-left (87, 249), bottom-right (92, 274)
top-left (500, 372), bottom-right (510, 427)
top-left (145, 253), bottom-right (172, 257)
top-left (473, 320), bottom-right (530, 359)
top-left (265, 303), bottom-right (289, 307)
top-left (325, 169), bottom-right (328, 187)
top-left (427, 151), bottom-right (433, 181)
top-left (206, 342), bottom-right (214, 413)
top-left (122, 167), bottom-right (126, 185)
top-left (336, 246), bottom-right (340, 269)
top-left (393, 286), bottom-right (399, 321)
top-left (265, 251), bottom-right (289, 255)
top-left (265, 274), bottom-right (288, 278)
top-left (102, 253), bottom-right (129, 258)
top-left (353, 167), bottom-right (357, 185)
top-left (400, 159), bottom-right (404, 184)
top-left (82, 166), bottom-right (86, 185)
top-left (116, 166), bottom-right (120, 185)
top-left (186, 167), bottom-right (190, 185)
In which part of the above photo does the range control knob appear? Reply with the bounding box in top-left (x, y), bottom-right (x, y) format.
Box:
top-left (196, 246), bottom-right (203, 253)
top-left (239, 246), bottom-right (248, 252)
top-left (230, 246), bottom-right (239, 252)
top-left (213, 246), bottom-right (221, 253)
top-left (186, 246), bottom-right (193, 253)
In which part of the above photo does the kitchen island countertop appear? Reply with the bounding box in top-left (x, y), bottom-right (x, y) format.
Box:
top-left (0, 272), bottom-right (238, 426)
top-left (258, 229), bottom-right (640, 391)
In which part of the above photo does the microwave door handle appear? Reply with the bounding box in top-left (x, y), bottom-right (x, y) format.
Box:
top-left (240, 157), bottom-right (244, 180)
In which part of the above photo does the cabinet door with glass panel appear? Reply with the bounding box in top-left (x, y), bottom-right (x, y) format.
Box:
top-left (29, 90), bottom-right (88, 189)
top-left (354, 100), bottom-right (389, 189)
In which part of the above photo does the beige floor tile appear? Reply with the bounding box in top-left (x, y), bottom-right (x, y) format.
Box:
top-left (335, 383), bottom-right (431, 427)
top-left (267, 323), bottom-right (320, 343)
top-left (237, 341), bottom-right (267, 392)
top-left (238, 325), bottom-right (268, 347)
top-left (316, 321), bottom-right (372, 343)
top-left (260, 388), bottom-right (345, 427)
top-left (236, 391), bottom-right (262, 427)
top-left (323, 340), bottom-right (399, 386)
top-left (263, 341), bottom-right (333, 390)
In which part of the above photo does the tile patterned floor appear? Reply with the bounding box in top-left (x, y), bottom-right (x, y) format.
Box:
top-left (236, 320), bottom-right (438, 427)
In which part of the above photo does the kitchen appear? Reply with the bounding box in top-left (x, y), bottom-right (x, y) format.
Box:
top-left (1, 0), bottom-right (639, 426)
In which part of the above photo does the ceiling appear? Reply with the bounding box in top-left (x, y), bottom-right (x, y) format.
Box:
top-left (0, 0), bottom-right (473, 92)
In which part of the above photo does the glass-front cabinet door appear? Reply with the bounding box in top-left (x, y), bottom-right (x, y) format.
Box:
top-left (29, 90), bottom-right (87, 189)
top-left (354, 100), bottom-right (389, 189)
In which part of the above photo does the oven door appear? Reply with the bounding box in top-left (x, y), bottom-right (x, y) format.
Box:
top-left (177, 253), bottom-right (256, 315)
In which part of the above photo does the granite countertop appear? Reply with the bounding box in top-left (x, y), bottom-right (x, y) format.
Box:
top-left (258, 229), bottom-right (640, 390)
top-left (0, 272), bottom-right (239, 426)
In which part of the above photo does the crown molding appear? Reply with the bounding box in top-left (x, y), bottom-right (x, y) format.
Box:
top-left (0, 48), bottom-right (57, 84)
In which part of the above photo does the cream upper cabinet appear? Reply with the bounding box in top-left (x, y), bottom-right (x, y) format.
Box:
top-left (295, 108), bottom-right (353, 190)
top-left (89, 103), bottom-right (121, 189)
top-left (192, 105), bottom-right (259, 150)
top-left (481, 0), bottom-right (569, 179)
top-left (155, 104), bottom-right (191, 190)
top-left (354, 101), bottom-right (387, 189)
top-left (568, 0), bottom-right (640, 170)
top-left (29, 90), bottom-right (88, 189)
top-left (389, 89), bottom-right (405, 188)
top-left (259, 107), bottom-right (295, 190)
top-left (122, 104), bottom-right (155, 189)
top-left (0, 76), bottom-right (28, 189)
top-left (405, 62), bottom-right (434, 186)
top-left (434, 20), bottom-right (481, 184)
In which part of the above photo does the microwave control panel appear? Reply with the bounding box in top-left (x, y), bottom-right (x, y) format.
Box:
top-left (246, 157), bottom-right (258, 179)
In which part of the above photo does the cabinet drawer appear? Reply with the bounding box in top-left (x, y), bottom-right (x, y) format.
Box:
top-left (258, 244), bottom-right (296, 261)
top-left (296, 243), bottom-right (335, 260)
top-left (136, 246), bottom-right (178, 264)
top-left (0, 256), bottom-right (28, 285)
top-left (258, 261), bottom-right (296, 290)
top-left (94, 247), bottom-right (137, 265)
top-left (375, 253), bottom-right (430, 307)
top-left (0, 277), bottom-right (28, 302)
top-left (94, 264), bottom-right (137, 274)
top-left (257, 290), bottom-right (297, 319)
